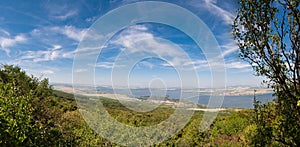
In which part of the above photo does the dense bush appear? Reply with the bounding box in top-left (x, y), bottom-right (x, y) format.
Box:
top-left (210, 111), bottom-right (250, 146)
top-left (0, 65), bottom-right (61, 146)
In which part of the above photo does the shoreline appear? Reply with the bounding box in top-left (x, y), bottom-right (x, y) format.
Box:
top-left (54, 86), bottom-right (248, 112)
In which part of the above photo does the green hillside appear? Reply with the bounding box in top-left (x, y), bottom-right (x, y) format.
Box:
top-left (0, 65), bottom-right (254, 146)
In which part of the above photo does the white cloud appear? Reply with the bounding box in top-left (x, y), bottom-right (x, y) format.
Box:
top-left (192, 60), bottom-right (223, 70)
top-left (61, 44), bottom-right (108, 59)
top-left (48, 25), bottom-right (105, 43)
top-left (226, 61), bottom-right (251, 69)
top-left (52, 10), bottom-right (77, 20)
top-left (20, 45), bottom-right (64, 62)
top-left (0, 34), bottom-right (27, 54)
top-left (0, 29), bottom-right (10, 36)
top-left (110, 24), bottom-right (190, 68)
top-left (206, 0), bottom-right (235, 24)
top-left (94, 62), bottom-right (115, 69)
top-left (63, 26), bottom-right (86, 41)
top-left (50, 25), bottom-right (87, 41)
top-left (89, 24), bottom-right (246, 74)
top-left (138, 60), bottom-right (154, 69)
top-left (27, 26), bottom-right (92, 59)
top-left (220, 42), bottom-right (239, 57)
top-left (85, 16), bottom-right (98, 22)
top-left (27, 25), bottom-right (106, 61)
top-left (128, 25), bottom-right (148, 31)
top-left (100, 24), bottom-right (228, 72)
top-left (175, 59), bottom-right (250, 70)
top-left (183, 60), bottom-right (208, 66)
top-left (52, 45), bottom-right (62, 50)
top-left (189, 0), bottom-right (235, 25)
top-left (30, 29), bottom-right (42, 36)
top-left (161, 59), bottom-right (205, 70)
top-left (45, 1), bottom-right (79, 21)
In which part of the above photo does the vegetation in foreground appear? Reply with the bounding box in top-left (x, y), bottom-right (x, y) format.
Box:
top-left (0, 65), bottom-right (257, 146)
top-left (3, 63), bottom-right (298, 147)
top-left (2, 0), bottom-right (300, 146)
top-left (233, 0), bottom-right (300, 146)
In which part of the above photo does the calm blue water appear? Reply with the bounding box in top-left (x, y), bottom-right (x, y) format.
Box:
top-left (194, 94), bottom-right (273, 108)
top-left (97, 87), bottom-right (274, 108)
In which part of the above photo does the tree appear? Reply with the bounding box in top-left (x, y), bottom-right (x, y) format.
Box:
top-left (0, 82), bottom-right (33, 145)
top-left (0, 65), bottom-right (63, 146)
top-left (233, 0), bottom-right (300, 146)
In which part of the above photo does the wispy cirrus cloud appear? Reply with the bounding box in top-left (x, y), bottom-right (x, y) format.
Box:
top-left (226, 61), bottom-right (251, 69)
top-left (96, 24), bottom-right (227, 72)
top-left (52, 10), bottom-right (78, 20)
top-left (189, 0), bottom-right (235, 25)
top-left (219, 42), bottom-right (239, 58)
top-left (94, 62), bottom-right (115, 69)
top-left (49, 25), bottom-right (87, 42)
top-left (44, 1), bottom-right (79, 21)
top-left (204, 0), bottom-right (235, 25)
top-left (187, 0), bottom-right (240, 66)
top-left (175, 59), bottom-right (250, 70)
top-left (20, 45), bottom-right (64, 62)
top-left (0, 34), bottom-right (27, 54)
top-left (109, 25), bottom-right (192, 68)
top-left (30, 25), bottom-right (90, 42)
top-left (0, 29), bottom-right (10, 36)
top-left (24, 25), bottom-right (105, 61)
top-left (26, 66), bottom-right (59, 76)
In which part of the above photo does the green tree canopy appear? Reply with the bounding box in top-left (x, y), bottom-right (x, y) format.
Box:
top-left (233, 0), bottom-right (300, 146)
top-left (0, 65), bottom-right (61, 146)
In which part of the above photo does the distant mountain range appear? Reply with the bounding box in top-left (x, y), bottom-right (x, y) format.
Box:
top-left (53, 83), bottom-right (273, 97)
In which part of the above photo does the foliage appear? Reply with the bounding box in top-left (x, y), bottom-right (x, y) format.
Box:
top-left (210, 111), bottom-right (250, 146)
top-left (233, 0), bottom-right (300, 146)
top-left (0, 82), bottom-right (33, 145)
top-left (0, 65), bottom-right (61, 146)
top-left (102, 97), bottom-right (175, 127)
top-left (243, 124), bottom-right (258, 145)
top-left (0, 64), bottom-right (257, 146)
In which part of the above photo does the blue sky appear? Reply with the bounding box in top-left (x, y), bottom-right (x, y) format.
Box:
top-left (0, 0), bottom-right (264, 88)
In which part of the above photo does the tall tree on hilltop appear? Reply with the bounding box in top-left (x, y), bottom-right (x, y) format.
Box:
top-left (233, 0), bottom-right (300, 146)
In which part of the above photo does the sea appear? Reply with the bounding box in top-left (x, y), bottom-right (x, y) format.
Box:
top-left (96, 87), bottom-right (274, 109)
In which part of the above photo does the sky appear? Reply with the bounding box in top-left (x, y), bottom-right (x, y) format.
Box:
top-left (0, 0), bottom-right (265, 88)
